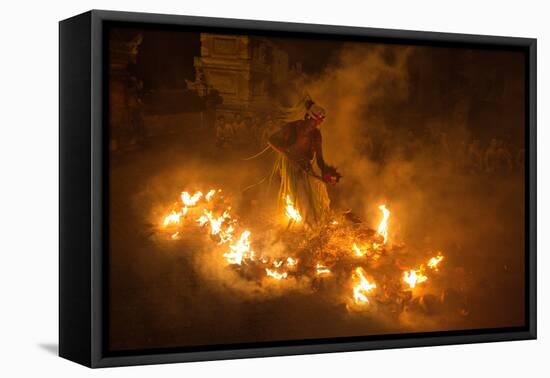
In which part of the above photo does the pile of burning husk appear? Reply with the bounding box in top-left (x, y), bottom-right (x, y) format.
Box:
top-left (157, 188), bottom-right (470, 323)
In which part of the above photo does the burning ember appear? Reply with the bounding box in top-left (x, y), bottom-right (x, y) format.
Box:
top-left (352, 267), bottom-right (377, 305)
top-left (285, 195), bottom-right (302, 223)
top-left (428, 253), bottom-right (444, 271)
top-left (403, 268), bottom-right (428, 289)
top-left (403, 253), bottom-right (445, 289)
top-left (224, 230), bottom-right (253, 265)
top-left (316, 263), bottom-right (331, 275)
top-left (266, 268), bottom-right (288, 280)
top-left (286, 257), bottom-right (298, 267)
top-left (205, 189), bottom-right (217, 202)
top-left (181, 191), bottom-right (203, 207)
top-left (163, 210), bottom-right (182, 226)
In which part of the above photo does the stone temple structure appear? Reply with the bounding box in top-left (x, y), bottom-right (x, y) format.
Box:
top-left (109, 31), bottom-right (304, 152)
top-left (109, 30), bottom-right (144, 151)
top-left (191, 33), bottom-right (296, 119)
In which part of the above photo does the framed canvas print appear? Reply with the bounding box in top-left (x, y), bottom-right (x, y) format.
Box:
top-left (59, 10), bottom-right (537, 368)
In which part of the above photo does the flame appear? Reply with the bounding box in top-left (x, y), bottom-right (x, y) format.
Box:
top-left (265, 268), bottom-right (288, 280)
top-left (286, 257), bottom-right (298, 267)
top-left (403, 269), bottom-right (428, 289)
top-left (163, 210), bottom-right (182, 226)
top-left (352, 242), bottom-right (382, 257)
top-left (352, 267), bottom-right (376, 304)
top-left (196, 214), bottom-right (208, 226)
top-left (196, 209), bottom-right (234, 244)
top-left (353, 243), bottom-right (366, 257)
top-left (223, 230), bottom-right (253, 265)
top-left (427, 253), bottom-right (444, 271)
top-left (285, 195), bottom-right (302, 223)
top-left (219, 225), bottom-right (234, 244)
top-left (205, 189), bottom-right (217, 201)
top-left (376, 205), bottom-right (390, 244)
top-left (160, 188), bottom-right (448, 311)
top-left (205, 209), bottom-right (223, 235)
top-left (181, 191), bottom-right (203, 207)
top-left (316, 263), bottom-right (331, 275)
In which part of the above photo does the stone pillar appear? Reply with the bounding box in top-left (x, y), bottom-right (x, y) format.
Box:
top-left (109, 30), bottom-right (143, 152)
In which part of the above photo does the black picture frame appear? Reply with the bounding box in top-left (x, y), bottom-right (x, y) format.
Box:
top-left (59, 9), bottom-right (537, 368)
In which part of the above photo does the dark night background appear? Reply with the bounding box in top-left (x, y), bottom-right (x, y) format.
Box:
top-left (133, 32), bottom-right (343, 89)
top-left (128, 30), bottom-right (524, 143)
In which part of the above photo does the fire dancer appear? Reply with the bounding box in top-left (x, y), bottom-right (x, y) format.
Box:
top-left (268, 99), bottom-right (341, 226)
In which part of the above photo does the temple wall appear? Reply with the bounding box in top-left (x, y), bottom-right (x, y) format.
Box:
top-left (193, 33), bottom-right (290, 118)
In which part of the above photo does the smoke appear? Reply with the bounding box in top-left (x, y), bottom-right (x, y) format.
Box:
top-left (300, 43), bottom-right (525, 330)
top-left (303, 43), bottom-right (524, 256)
top-left (305, 44), bottom-right (413, 225)
top-left (128, 145), bottom-right (314, 300)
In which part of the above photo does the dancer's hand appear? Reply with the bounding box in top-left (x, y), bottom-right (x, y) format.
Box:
top-left (322, 166), bottom-right (342, 185)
